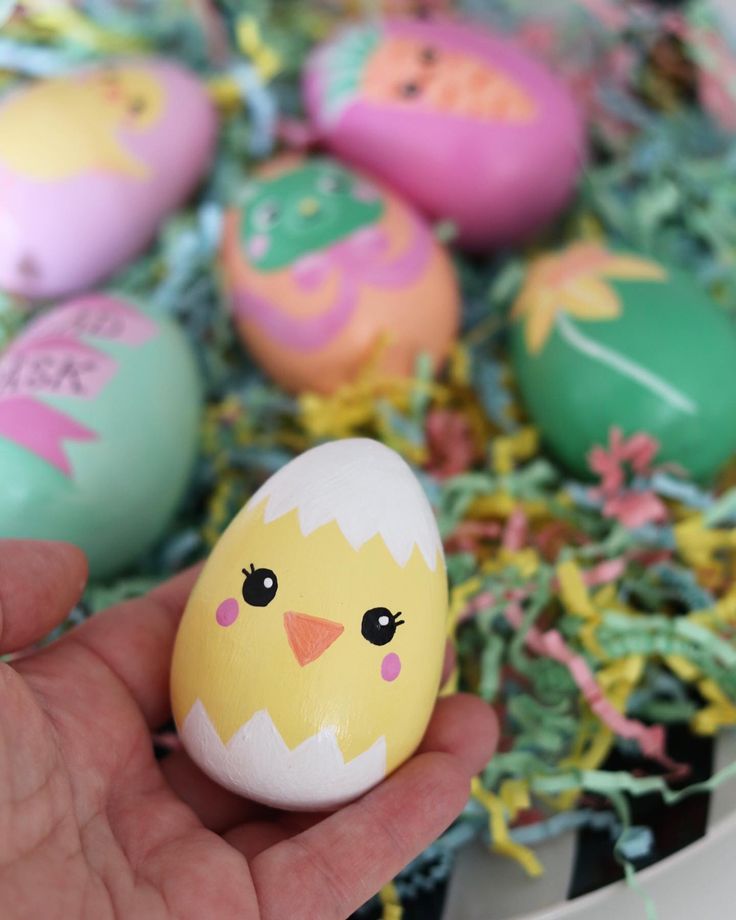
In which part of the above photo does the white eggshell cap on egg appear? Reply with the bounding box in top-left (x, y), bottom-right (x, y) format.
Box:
top-left (247, 437), bottom-right (444, 570)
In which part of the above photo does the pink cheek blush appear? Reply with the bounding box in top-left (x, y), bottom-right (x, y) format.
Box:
top-left (381, 652), bottom-right (401, 682)
top-left (215, 597), bottom-right (239, 627)
top-left (354, 180), bottom-right (380, 202)
top-left (248, 234), bottom-right (270, 260)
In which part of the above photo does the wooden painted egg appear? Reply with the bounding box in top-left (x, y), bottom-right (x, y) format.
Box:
top-left (510, 241), bottom-right (736, 481)
top-left (170, 438), bottom-right (448, 810)
top-left (303, 17), bottom-right (586, 250)
top-left (221, 155), bottom-right (460, 394)
top-left (0, 58), bottom-right (217, 299)
top-left (0, 293), bottom-right (201, 577)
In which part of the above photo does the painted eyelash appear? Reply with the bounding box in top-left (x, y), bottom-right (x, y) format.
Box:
top-left (241, 564), bottom-right (256, 578)
top-left (391, 611), bottom-right (405, 628)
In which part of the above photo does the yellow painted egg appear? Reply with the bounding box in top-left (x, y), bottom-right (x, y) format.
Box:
top-left (170, 438), bottom-right (448, 810)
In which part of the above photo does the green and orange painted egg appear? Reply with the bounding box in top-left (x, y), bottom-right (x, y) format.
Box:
top-left (221, 155), bottom-right (460, 394)
top-left (510, 242), bottom-right (736, 482)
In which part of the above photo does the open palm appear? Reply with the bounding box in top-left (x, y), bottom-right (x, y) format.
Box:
top-left (0, 540), bottom-right (497, 920)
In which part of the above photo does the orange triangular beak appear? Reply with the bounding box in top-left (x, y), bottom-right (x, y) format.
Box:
top-left (284, 611), bottom-right (344, 666)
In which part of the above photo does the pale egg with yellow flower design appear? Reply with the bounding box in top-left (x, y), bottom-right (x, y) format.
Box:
top-left (170, 439), bottom-right (448, 810)
top-left (510, 241), bottom-right (736, 481)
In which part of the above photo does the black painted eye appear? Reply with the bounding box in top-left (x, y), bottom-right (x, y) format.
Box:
top-left (129, 97), bottom-right (146, 115)
top-left (399, 80), bottom-right (421, 98)
top-left (361, 607), bottom-right (404, 646)
top-left (419, 46), bottom-right (438, 65)
top-left (253, 200), bottom-right (281, 230)
top-left (317, 172), bottom-right (344, 194)
top-left (241, 565), bottom-right (278, 607)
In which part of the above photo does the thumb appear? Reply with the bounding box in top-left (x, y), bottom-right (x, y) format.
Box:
top-left (0, 540), bottom-right (88, 654)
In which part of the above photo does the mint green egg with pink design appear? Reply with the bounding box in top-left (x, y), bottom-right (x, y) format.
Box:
top-left (0, 294), bottom-right (201, 577)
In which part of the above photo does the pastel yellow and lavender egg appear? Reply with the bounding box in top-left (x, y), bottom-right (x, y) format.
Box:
top-left (170, 438), bottom-right (448, 811)
top-left (0, 58), bottom-right (217, 299)
top-left (0, 293), bottom-right (201, 577)
top-left (510, 241), bottom-right (736, 481)
top-left (220, 155), bottom-right (460, 394)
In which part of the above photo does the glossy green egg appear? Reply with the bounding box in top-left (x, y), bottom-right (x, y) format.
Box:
top-left (510, 242), bottom-right (736, 482)
top-left (0, 293), bottom-right (201, 577)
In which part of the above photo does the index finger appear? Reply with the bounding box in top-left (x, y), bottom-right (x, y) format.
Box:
top-left (0, 539), bottom-right (88, 654)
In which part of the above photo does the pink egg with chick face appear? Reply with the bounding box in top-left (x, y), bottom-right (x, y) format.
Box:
top-left (303, 17), bottom-right (586, 250)
top-left (0, 57), bottom-right (217, 300)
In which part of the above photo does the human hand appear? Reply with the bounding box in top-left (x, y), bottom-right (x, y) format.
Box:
top-left (0, 540), bottom-right (497, 920)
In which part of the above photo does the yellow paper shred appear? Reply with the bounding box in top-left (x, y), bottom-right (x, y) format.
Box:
top-left (690, 585), bottom-right (736, 629)
top-left (379, 883), bottom-right (403, 920)
top-left (491, 427), bottom-right (539, 475)
top-left (439, 664), bottom-right (459, 697)
top-left (557, 560), bottom-right (600, 622)
top-left (592, 583), bottom-right (619, 609)
top-left (492, 547), bottom-right (540, 578)
top-left (471, 778), bottom-right (544, 877)
top-left (577, 621), bottom-right (609, 660)
top-left (550, 718), bottom-right (613, 811)
top-left (675, 514), bottom-right (736, 570)
top-left (448, 576), bottom-right (483, 633)
top-left (500, 778), bottom-right (532, 820)
top-left (468, 493), bottom-right (550, 520)
top-left (598, 656), bottom-right (645, 698)
top-left (666, 654), bottom-right (701, 684)
top-left (207, 75), bottom-right (244, 112)
top-left (544, 696), bottom-right (623, 812)
top-left (543, 662), bottom-right (643, 812)
top-left (298, 338), bottom-right (445, 445)
top-left (691, 680), bottom-right (736, 734)
top-left (447, 342), bottom-right (472, 387)
top-left (664, 656), bottom-right (736, 735)
top-left (235, 16), bottom-right (281, 81)
top-left (26, 7), bottom-right (145, 51)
